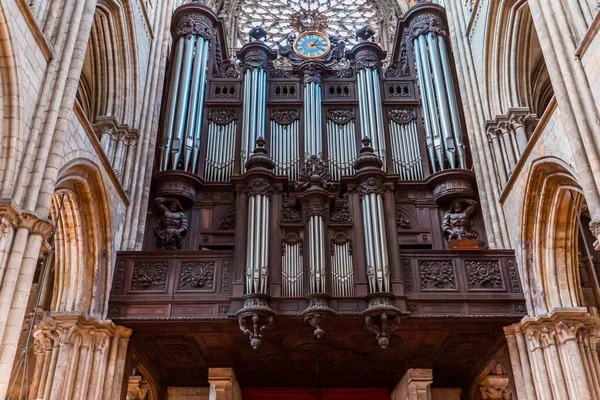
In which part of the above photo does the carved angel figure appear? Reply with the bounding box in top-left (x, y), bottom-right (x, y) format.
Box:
top-left (441, 198), bottom-right (478, 241)
top-left (154, 197), bottom-right (188, 250)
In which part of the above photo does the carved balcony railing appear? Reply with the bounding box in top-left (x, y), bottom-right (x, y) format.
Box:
top-left (107, 249), bottom-right (525, 320)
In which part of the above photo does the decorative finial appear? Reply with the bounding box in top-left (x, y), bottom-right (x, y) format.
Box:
top-left (245, 137), bottom-right (275, 171)
top-left (249, 26), bottom-right (267, 42)
top-left (356, 26), bottom-right (376, 42)
top-left (360, 137), bottom-right (373, 153)
top-left (254, 137), bottom-right (267, 154)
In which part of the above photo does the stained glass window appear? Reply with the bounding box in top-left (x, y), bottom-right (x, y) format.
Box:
top-left (230, 0), bottom-right (405, 50)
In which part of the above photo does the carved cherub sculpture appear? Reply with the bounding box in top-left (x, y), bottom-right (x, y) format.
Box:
top-left (154, 197), bottom-right (188, 250)
top-left (441, 198), bottom-right (478, 241)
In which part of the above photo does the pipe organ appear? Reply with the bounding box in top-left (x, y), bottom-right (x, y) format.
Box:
top-left (131, 2), bottom-right (526, 351)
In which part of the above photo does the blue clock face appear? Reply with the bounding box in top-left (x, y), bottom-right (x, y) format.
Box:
top-left (293, 33), bottom-right (331, 59)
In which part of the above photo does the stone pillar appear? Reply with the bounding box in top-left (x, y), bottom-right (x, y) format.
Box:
top-left (504, 308), bottom-right (600, 399)
top-left (208, 368), bottom-right (241, 400)
top-left (28, 313), bottom-right (132, 400)
top-left (391, 368), bottom-right (433, 400)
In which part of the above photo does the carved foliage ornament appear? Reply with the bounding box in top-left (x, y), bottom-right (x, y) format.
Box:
top-left (282, 230), bottom-right (303, 255)
top-left (384, 40), bottom-right (410, 78)
top-left (242, 50), bottom-right (270, 71)
top-left (131, 262), bottom-right (168, 291)
top-left (208, 109), bottom-right (236, 125)
top-left (270, 68), bottom-right (293, 78)
top-left (217, 210), bottom-right (236, 230)
top-left (354, 49), bottom-right (380, 70)
top-left (282, 206), bottom-right (302, 222)
top-left (327, 109), bottom-right (355, 125)
top-left (357, 177), bottom-right (384, 198)
top-left (174, 13), bottom-right (213, 40)
top-left (330, 231), bottom-right (352, 255)
top-left (296, 155), bottom-right (334, 191)
top-left (388, 109), bottom-right (416, 125)
top-left (465, 261), bottom-right (503, 289)
top-left (331, 195), bottom-right (351, 222)
top-left (419, 260), bottom-right (456, 289)
top-left (305, 204), bottom-right (326, 220)
top-left (507, 259), bottom-right (522, 293)
top-left (179, 262), bottom-right (214, 290)
top-left (272, 110), bottom-right (299, 125)
top-left (221, 260), bottom-right (231, 293)
top-left (246, 178), bottom-right (274, 197)
top-left (409, 13), bottom-right (447, 40)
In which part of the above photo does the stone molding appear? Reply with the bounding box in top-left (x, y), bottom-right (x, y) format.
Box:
top-left (0, 201), bottom-right (53, 238)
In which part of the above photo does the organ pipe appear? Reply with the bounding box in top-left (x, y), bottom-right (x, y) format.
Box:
top-left (271, 120), bottom-right (300, 179)
top-left (356, 68), bottom-right (387, 168)
top-left (159, 34), bottom-right (211, 172)
top-left (282, 242), bottom-right (304, 297)
top-left (246, 193), bottom-right (270, 294)
top-left (326, 120), bottom-right (357, 180)
top-left (303, 81), bottom-right (323, 156)
top-left (390, 120), bottom-right (424, 180)
top-left (204, 121), bottom-right (237, 181)
top-left (412, 21), bottom-right (466, 172)
top-left (241, 68), bottom-right (268, 170)
top-left (307, 214), bottom-right (327, 294)
top-left (361, 192), bottom-right (390, 293)
top-left (331, 241), bottom-right (354, 296)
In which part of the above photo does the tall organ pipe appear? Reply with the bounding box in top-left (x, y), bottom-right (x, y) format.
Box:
top-left (412, 15), bottom-right (467, 172)
top-left (356, 68), bottom-right (386, 168)
top-left (159, 25), bottom-right (211, 172)
top-left (245, 193), bottom-right (271, 294)
top-left (303, 81), bottom-right (323, 156)
top-left (241, 68), bottom-right (268, 170)
top-left (307, 214), bottom-right (327, 294)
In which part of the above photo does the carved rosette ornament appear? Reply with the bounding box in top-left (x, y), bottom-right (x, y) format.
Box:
top-left (409, 13), bottom-right (447, 40)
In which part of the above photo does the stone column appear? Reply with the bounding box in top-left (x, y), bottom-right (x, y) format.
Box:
top-left (208, 368), bottom-right (241, 400)
top-left (28, 313), bottom-right (132, 400)
top-left (504, 308), bottom-right (600, 399)
top-left (391, 368), bottom-right (433, 400)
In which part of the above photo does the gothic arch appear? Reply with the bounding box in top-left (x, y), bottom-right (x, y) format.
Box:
top-left (483, 0), bottom-right (553, 117)
top-left (77, 0), bottom-right (139, 126)
top-left (0, 3), bottom-right (22, 198)
top-left (521, 157), bottom-right (585, 316)
top-left (49, 160), bottom-right (112, 317)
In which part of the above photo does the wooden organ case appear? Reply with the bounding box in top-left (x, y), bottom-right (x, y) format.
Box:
top-left (109, 1), bottom-right (526, 391)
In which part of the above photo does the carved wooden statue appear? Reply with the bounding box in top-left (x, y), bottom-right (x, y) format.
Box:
top-left (442, 199), bottom-right (478, 241)
top-left (154, 197), bottom-right (188, 250)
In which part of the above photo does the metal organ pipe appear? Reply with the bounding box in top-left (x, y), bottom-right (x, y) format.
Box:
top-left (307, 214), bottom-right (327, 294)
top-left (327, 120), bottom-right (357, 179)
top-left (438, 37), bottom-right (466, 168)
top-left (357, 68), bottom-right (386, 168)
top-left (360, 192), bottom-right (390, 293)
top-left (412, 21), bottom-right (467, 172)
top-left (241, 68), bottom-right (268, 170)
top-left (204, 121), bottom-right (236, 181)
top-left (303, 82), bottom-right (323, 156)
top-left (159, 33), bottom-right (211, 172)
top-left (271, 120), bottom-right (299, 180)
top-left (390, 120), bottom-right (423, 180)
top-left (331, 241), bottom-right (353, 297)
top-left (245, 193), bottom-right (271, 294)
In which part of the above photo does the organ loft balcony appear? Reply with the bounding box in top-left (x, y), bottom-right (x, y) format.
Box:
top-left (108, 0), bottom-right (525, 390)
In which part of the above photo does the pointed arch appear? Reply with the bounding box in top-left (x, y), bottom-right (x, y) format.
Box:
top-left (77, 0), bottom-right (139, 127)
top-left (0, 3), bottom-right (22, 198)
top-left (521, 157), bottom-right (585, 315)
top-left (49, 160), bottom-right (112, 317)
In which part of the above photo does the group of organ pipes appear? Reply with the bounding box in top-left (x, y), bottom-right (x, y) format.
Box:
top-left (149, 1), bottom-right (483, 348)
